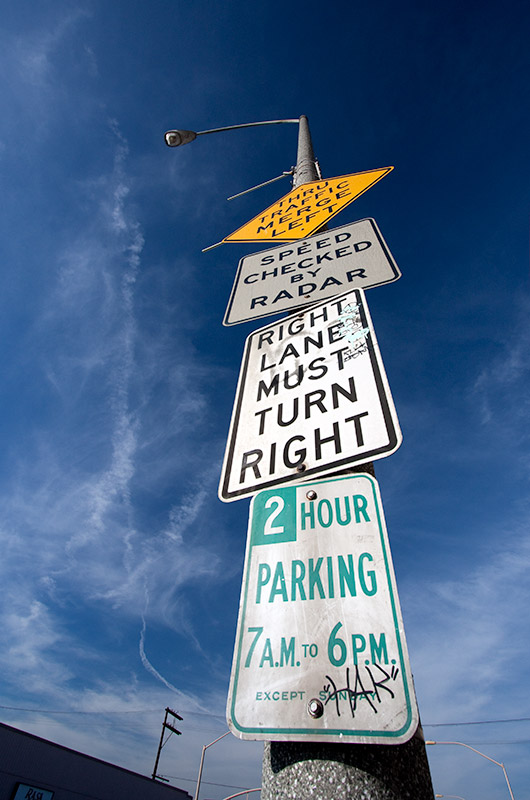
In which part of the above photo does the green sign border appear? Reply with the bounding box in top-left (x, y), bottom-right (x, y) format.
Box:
top-left (228, 473), bottom-right (416, 741)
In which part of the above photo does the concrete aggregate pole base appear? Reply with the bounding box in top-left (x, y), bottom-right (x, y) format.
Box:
top-left (262, 731), bottom-right (435, 800)
top-left (260, 118), bottom-right (435, 799)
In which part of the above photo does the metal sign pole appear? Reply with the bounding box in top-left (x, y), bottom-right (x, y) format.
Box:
top-left (293, 115), bottom-right (319, 187)
top-left (260, 117), bottom-right (435, 800)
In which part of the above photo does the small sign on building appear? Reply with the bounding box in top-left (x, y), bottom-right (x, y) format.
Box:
top-left (12, 784), bottom-right (55, 800)
top-left (227, 473), bottom-right (418, 743)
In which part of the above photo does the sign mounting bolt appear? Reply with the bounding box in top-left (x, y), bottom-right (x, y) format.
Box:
top-left (308, 698), bottom-right (324, 719)
top-left (306, 490), bottom-right (317, 501)
top-left (296, 464), bottom-right (307, 472)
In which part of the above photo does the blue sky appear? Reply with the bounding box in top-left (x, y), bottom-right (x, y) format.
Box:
top-left (0, 1), bottom-right (529, 797)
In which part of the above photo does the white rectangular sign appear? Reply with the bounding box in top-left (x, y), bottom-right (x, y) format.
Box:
top-left (223, 219), bottom-right (400, 326)
top-left (227, 474), bottom-right (418, 743)
top-left (219, 289), bottom-right (401, 502)
top-left (13, 786), bottom-right (55, 800)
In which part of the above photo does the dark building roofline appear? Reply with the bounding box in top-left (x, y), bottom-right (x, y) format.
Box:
top-left (0, 720), bottom-right (189, 795)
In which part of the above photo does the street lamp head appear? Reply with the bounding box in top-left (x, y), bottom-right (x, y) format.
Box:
top-left (164, 129), bottom-right (197, 147)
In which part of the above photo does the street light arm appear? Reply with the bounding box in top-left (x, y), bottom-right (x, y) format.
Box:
top-left (196, 119), bottom-right (299, 135)
top-left (165, 118), bottom-right (299, 147)
top-left (426, 740), bottom-right (502, 767)
top-left (203, 730), bottom-right (231, 750)
top-left (435, 794), bottom-right (467, 799)
top-left (426, 741), bottom-right (515, 800)
top-left (193, 731), bottom-right (231, 800)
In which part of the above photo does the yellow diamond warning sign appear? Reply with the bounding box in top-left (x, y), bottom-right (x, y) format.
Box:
top-left (222, 167), bottom-right (393, 244)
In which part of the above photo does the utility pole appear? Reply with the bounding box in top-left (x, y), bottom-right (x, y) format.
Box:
top-left (260, 116), bottom-right (435, 800)
top-left (152, 707), bottom-right (183, 781)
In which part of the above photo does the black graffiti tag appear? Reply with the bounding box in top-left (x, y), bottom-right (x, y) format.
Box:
top-left (322, 663), bottom-right (400, 718)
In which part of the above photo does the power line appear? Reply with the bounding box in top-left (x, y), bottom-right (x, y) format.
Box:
top-left (0, 705), bottom-right (156, 715)
top-left (163, 775), bottom-right (254, 790)
top-left (0, 704), bottom-right (224, 722)
top-left (424, 717), bottom-right (530, 727)
top-left (1, 720), bottom-right (226, 737)
top-left (464, 740), bottom-right (530, 745)
top-left (2, 704), bottom-right (530, 728)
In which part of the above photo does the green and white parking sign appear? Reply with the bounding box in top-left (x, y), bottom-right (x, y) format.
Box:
top-left (226, 474), bottom-right (418, 743)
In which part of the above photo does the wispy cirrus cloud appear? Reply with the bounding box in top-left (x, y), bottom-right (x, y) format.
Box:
top-left (470, 294), bottom-right (530, 431)
top-left (7, 7), bottom-right (91, 88)
top-left (407, 506), bottom-right (530, 722)
top-left (0, 114), bottom-right (228, 699)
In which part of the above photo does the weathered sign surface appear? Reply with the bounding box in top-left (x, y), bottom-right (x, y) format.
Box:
top-left (227, 473), bottom-right (418, 743)
top-left (223, 219), bottom-right (401, 325)
top-left (219, 289), bottom-right (401, 502)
